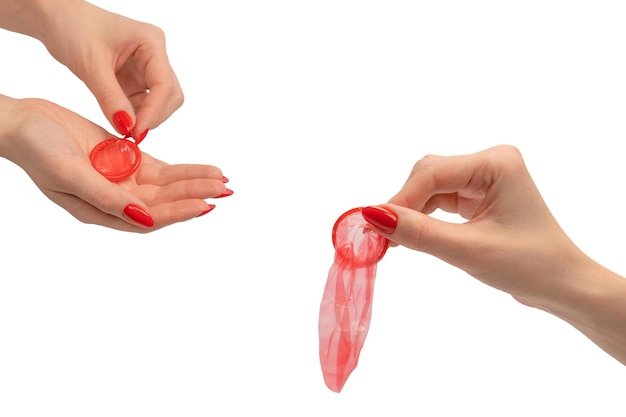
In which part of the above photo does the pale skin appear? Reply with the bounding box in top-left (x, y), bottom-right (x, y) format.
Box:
top-left (0, 95), bottom-right (226, 232)
top-left (0, 0), bottom-right (183, 139)
top-left (0, 0), bottom-right (226, 231)
top-left (366, 145), bottom-right (626, 366)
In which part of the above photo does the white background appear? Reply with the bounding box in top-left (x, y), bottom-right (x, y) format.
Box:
top-left (1, 1), bottom-right (625, 415)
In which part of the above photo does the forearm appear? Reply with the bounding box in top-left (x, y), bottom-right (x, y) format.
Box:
top-left (0, 0), bottom-right (84, 41)
top-left (564, 263), bottom-right (626, 365)
top-left (523, 257), bottom-right (626, 365)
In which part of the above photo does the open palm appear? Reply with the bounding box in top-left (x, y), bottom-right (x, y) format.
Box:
top-left (1, 97), bottom-right (226, 232)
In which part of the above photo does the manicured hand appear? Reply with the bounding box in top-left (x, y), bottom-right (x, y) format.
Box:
top-left (361, 145), bottom-right (626, 366)
top-left (31, 1), bottom-right (183, 142)
top-left (0, 95), bottom-right (228, 232)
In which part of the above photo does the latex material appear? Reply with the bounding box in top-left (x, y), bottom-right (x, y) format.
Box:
top-left (318, 207), bottom-right (389, 392)
top-left (89, 138), bottom-right (141, 182)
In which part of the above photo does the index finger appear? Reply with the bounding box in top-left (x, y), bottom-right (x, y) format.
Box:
top-left (133, 56), bottom-right (184, 136)
top-left (387, 146), bottom-right (505, 211)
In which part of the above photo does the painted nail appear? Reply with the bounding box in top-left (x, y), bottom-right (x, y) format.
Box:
top-left (221, 176), bottom-right (229, 183)
top-left (112, 111), bottom-right (133, 136)
top-left (196, 204), bottom-right (216, 217)
top-left (362, 206), bottom-right (397, 234)
top-left (135, 129), bottom-right (149, 145)
top-left (123, 204), bottom-right (154, 227)
top-left (216, 188), bottom-right (234, 198)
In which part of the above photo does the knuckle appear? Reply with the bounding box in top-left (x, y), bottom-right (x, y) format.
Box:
top-left (488, 144), bottom-right (527, 174)
top-left (402, 215), bottom-right (433, 251)
top-left (411, 153), bottom-right (443, 175)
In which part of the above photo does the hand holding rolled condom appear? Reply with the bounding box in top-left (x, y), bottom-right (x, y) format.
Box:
top-left (318, 207), bottom-right (389, 393)
top-left (89, 137), bottom-right (141, 182)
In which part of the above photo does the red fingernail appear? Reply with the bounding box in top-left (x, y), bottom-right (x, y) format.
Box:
top-left (123, 204), bottom-right (154, 227)
top-left (221, 176), bottom-right (229, 183)
top-left (135, 129), bottom-right (149, 145)
top-left (112, 111), bottom-right (133, 136)
top-left (362, 206), bottom-right (397, 234)
top-left (196, 204), bottom-right (216, 217)
top-left (216, 188), bottom-right (234, 198)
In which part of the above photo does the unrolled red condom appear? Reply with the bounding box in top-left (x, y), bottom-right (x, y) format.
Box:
top-left (89, 137), bottom-right (141, 182)
top-left (318, 207), bottom-right (389, 393)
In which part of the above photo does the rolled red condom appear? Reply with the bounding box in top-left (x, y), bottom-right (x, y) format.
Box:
top-left (89, 137), bottom-right (141, 182)
top-left (318, 207), bottom-right (389, 393)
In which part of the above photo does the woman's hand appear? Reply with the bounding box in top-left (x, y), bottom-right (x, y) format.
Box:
top-left (362, 145), bottom-right (626, 365)
top-left (1, 0), bottom-right (184, 142)
top-left (0, 95), bottom-right (227, 232)
top-left (364, 145), bottom-right (584, 302)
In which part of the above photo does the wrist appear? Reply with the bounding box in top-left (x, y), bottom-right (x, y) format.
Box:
top-left (517, 254), bottom-right (626, 365)
top-left (0, 94), bottom-right (18, 159)
top-left (548, 259), bottom-right (626, 324)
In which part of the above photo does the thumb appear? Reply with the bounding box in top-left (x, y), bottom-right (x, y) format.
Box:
top-left (68, 165), bottom-right (154, 229)
top-left (362, 204), bottom-right (481, 271)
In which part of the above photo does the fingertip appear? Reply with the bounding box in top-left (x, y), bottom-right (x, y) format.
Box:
top-left (123, 204), bottom-right (154, 228)
top-left (112, 110), bottom-right (134, 136)
top-left (196, 204), bottom-right (217, 218)
top-left (362, 206), bottom-right (398, 234)
top-left (134, 128), bottom-right (149, 145)
top-left (364, 203), bottom-right (432, 252)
